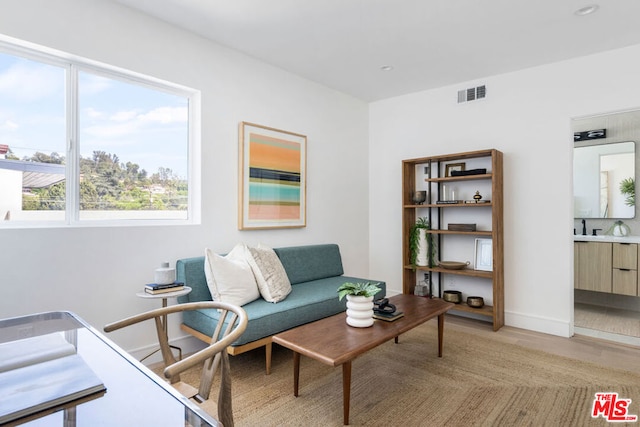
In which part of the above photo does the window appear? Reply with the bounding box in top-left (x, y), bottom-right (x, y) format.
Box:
top-left (0, 41), bottom-right (199, 226)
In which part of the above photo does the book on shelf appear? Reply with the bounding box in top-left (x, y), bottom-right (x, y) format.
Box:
top-left (0, 334), bottom-right (106, 424)
top-left (144, 285), bottom-right (185, 295)
top-left (373, 311), bottom-right (405, 322)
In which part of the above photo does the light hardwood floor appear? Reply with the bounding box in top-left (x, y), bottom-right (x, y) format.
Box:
top-left (444, 314), bottom-right (640, 375)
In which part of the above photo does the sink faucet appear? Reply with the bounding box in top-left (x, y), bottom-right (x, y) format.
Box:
top-left (582, 219), bottom-right (587, 236)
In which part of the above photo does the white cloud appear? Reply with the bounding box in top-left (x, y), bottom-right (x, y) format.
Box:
top-left (138, 106), bottom-right (188, 124)
top-left (110, 110), bottom-right (139, 122)
top-left (86, 108), bottom-right (104, 119)
top-left (83, 122), bottom-right (137, 139)
top-left (0, 119), bottom-right (19, 131)
top-left (0, 61), bottom-right (61, 102)
top-left (80, 74), bottom-right (112, 95)
top-left (83, 105), bottom-right (187, 139)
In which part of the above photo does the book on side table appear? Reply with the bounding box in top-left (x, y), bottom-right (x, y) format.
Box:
top-left (373, 311), bottom-right (405, 322)
top-left (144, 282), bottom-right (185, 294)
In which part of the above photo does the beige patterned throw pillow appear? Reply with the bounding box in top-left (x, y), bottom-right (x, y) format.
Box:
top-left (246, 243), bottom-right (292, 303)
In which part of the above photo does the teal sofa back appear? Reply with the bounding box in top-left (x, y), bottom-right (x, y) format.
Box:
top-left (273, 244), bottom-right (344, 284)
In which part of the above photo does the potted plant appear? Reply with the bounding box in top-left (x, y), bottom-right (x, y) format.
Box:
top-left (337, 282), bottom-right (381, 328)
top-left (620, 177), bottom-right (635, 207)
top-left (409, 217), bottom-right (435, 267)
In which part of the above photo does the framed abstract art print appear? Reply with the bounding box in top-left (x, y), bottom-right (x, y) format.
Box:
top-left (238, 122), bottom-right (307, 230)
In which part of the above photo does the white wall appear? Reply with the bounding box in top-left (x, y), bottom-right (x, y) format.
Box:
top-left (4, 0), bottom-right (640, 352)
top-left (369, 43), bottom-right (640, 337)
top-left (0, 0), bottom-right (370, 354)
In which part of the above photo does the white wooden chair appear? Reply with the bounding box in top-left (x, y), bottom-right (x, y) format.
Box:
top-left (104, 302), bottom-right (248, 427)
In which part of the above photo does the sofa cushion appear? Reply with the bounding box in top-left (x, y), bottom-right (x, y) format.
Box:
top-left (246, 244), bottom-right (292, 303)
top-left (273, 244), bottom-right (344, 285)
top-left (204, 244), bottom-right (260, 307)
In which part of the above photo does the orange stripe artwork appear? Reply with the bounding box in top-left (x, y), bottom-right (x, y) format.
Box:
top-left (240, 122), bottom-right (306, 229)
top-left (248, 131), bottom-right (301, 222)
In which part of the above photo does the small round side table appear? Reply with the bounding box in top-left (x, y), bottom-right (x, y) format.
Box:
top-left (136, 286), bottom-right (192, 362)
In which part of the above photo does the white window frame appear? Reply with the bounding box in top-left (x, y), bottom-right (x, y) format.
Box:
top-left (0, 35), bottom-right (201, 228)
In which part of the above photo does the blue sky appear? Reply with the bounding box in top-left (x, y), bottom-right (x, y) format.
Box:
top-left (0, 52), bottom-right (189, 178)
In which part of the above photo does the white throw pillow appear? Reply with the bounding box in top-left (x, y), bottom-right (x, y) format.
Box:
top-left (204, 244), bottom-right (260, 306)
top-left (246, 244), bottom-right (292, 303)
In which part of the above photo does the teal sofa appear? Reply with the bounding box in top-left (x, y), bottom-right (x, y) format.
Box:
top-left (177, 244), bottom-right (386, 374)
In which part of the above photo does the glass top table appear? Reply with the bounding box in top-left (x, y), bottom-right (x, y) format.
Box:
top-left (0, 311), bottom-right (219, 427)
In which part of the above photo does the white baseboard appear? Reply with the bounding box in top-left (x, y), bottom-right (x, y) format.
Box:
top-left (388, 290), bottom-right (573, 338)
top-left (505, 310), bottom-right (572, 338)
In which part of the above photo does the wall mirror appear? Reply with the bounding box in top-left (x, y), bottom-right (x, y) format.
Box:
top-left (574, 141), bottom-right (635, 218)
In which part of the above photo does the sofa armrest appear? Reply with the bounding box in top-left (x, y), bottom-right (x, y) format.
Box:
top-left (176, 257), bottom-right (211, 304)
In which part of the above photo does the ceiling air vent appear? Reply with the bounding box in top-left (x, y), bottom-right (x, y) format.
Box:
top-left (458, 85), bottom-right (486, 103)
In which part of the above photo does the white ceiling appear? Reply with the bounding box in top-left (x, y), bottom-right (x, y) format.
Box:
top-left (112, 0), bottom-right (640, 101)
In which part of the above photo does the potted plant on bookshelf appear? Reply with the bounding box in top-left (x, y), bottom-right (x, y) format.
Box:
top-left (337, 282), bottom-right (382, 328)
top-left (409, 217), bottom-right (435, 267)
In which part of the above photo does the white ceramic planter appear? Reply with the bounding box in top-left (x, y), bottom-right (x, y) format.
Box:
top-left (345, 295), bottom-right (374, 327)
top-left (416, 228), bottom-right (428, 266)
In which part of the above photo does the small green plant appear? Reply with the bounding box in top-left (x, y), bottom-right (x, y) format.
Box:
top-left (409, 217), bottom-right (436, 267)
top-left (337, 282), bottom-right (381, 300)
top-left (620, 177), bottom-right (635, 207)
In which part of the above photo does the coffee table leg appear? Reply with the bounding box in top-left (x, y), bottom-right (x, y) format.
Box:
top-left (293, 352), bottom-right (300, 397)
top-left (438, 313), bottom-right (445, 357)
top-left (342, 361), bottom-right (351, 425)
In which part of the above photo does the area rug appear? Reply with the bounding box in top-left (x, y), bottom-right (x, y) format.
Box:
top-left (159, 322), bottom-right (640, 426)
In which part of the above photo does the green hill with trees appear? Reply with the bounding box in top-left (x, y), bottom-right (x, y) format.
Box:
top-left (9, 150), bottom-right (187, 211)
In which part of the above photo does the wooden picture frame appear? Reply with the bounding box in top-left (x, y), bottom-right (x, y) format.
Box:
top-left (445, 162), bottom-right (465, 177)
top-left (239, 122), bottom-right (307, 230)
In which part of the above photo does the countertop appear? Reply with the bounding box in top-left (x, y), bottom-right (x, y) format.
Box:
top-left (573, 235), bottom-right (640, 243)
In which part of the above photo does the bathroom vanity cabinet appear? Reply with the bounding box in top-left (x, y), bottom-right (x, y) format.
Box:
top-left (574, 240), bottom-right (640, 296)
top-left (613, 243), bottom-right (638, 296)
top-left (402, 149), bottom-right (504, 331)
top-left (574, 241), bottom-right (612, 292)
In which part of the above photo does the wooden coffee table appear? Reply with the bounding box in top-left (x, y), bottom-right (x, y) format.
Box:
top-left (272, 294), bottom-right (454, 425)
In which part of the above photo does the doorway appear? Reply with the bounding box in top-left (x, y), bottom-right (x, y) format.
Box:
top-left (572, 109), bottom-right (640, 347)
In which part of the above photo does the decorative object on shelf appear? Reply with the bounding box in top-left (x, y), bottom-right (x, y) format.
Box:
top-left (443, 290), bottom-right (462, 304)
top-left (410, 217), bottom-right (434, 267)
top-left (438, 261), bottom-right (470, 270)
top-left (450, 168), bottom-right (487, 177)
top-left (337, 282), bottom-right (381, 328)
top-left (154, 262), bottom-right (175, 285)
top-left (238, 121), bottom-right (307, 230)
top-left (439, 184), bottom-right (460, 202)
top-left (607, 220), bottom-right (631, 237)
top-left (474, 238), bottom-right (493, 271)
top-left (414, 273), bottom-right (430, 297)
top-left (473, 191), bottom-right (483, 202)
top-left (412, 190), bottom-right (427, 205)
top-left (466, 296), bottom-right (485, 308)
top-left (445, 162), bottom-right (465, 177)
top-left (447, 223), bottom-right (476, 231)
top-left (440, 184), bottom-right (449, 201)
